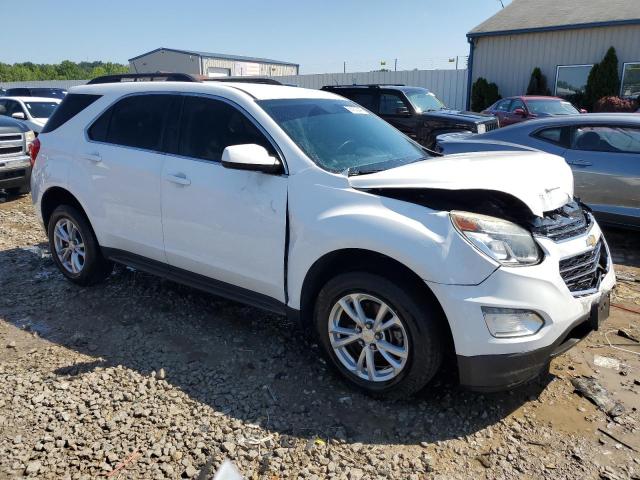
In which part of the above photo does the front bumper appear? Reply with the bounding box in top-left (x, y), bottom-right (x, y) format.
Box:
top-left (0, 155), bottom-right (31, 191)
top-left (428, 218), bottom-right (615, 391)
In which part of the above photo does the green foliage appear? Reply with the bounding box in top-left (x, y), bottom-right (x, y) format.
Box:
top-left (0, 61), bottom-right (128, 82)
top-left (471, 77), bottom-right (501, 112)
top-left (585, 47), bottom-right (620, 110)
top-left (526, 67), bottom-right (551, 96)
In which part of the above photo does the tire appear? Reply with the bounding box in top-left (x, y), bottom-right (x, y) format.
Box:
top-left (313, 272), bottom-right (444, 399)
top-left (47, 205), bottom-right (113, 286)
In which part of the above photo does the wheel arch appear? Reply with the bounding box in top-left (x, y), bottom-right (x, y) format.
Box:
top-left (297, 248), bottom-right (455, 353)
top-left (41, 187), bottom-right (90, 230)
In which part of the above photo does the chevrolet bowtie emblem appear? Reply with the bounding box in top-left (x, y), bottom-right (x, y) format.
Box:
top-left (586, 234), bottom-right (597, 247)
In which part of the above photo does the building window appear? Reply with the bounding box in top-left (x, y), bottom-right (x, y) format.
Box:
top-left (621, 62), bottom-right (640, 99)
top-left (555, 65), bottom-right (593, 104)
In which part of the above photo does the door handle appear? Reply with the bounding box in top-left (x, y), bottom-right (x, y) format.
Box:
top-left (165, 173), bottom-right (191, 186)
top-left (568, 160), bottom-right (592, 167)
top-left (82, 152), bottom-right (102, 163)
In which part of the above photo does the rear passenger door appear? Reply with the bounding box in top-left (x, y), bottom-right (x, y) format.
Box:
top-left (161, 95), bottom-right (288, 302)
top-left (79, 93), bottom-right (179, 262)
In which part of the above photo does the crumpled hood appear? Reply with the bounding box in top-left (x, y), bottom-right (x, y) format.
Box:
top-left (349, 151), bottom-right (574, 217)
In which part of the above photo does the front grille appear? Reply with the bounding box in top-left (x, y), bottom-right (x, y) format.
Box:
top-left (0, 134), bottom-right (21, 142)
top-left (0, 132), bottom-right (25, 158)
top-left (559, 239), bottom-right (608, 294)
top-left (0, 169), bottom-right (26, 180)
top-left (483, 120), bottom-right (499, 132)
top-left (532, 201), bottom-right (591, 241)
top-left (0, 146), bottom-right (23, 156)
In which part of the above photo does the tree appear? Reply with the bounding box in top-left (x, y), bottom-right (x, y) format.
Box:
top-left (471, 77), bottom-right (501, 112)
top-left (585, 47), bottom-right (620, 110)
top-left (0, 61), bottom-right (128, 82)
top-left (526, 67), bottom-right (551, 95)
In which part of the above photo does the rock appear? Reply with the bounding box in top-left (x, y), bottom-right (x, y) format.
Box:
top-left (25, 460), bottom-right (41, 475)
top-left (571, 377), bottom-right (625, 417)
top-left (158, 368), bottom-right (166, 380)
top-left (6, 341), bottom-right (16, 349)
top-left (349, 468), bottom-right (364, 480)
top-left (222, 441), bottom-right (236, 454)
top-left (184, 465), bottom-right (198, 478)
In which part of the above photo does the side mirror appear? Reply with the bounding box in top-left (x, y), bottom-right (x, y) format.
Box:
top-left (579, 108), bottom-right (588, 114)
top-left (11, 112), bottom-right (26, 120)
top-left (221, 144), bottom-right (282, 174)
top-left (395, 106), bottom-right (410, 115)
top-left (513, 108), bottom-right (526, 117)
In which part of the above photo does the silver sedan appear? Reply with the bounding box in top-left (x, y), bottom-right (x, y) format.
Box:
top-left (436, 114), bottom-right (640, 229)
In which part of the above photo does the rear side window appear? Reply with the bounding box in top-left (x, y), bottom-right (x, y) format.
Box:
top-left (41, 94), bottom-right (101, 134)
top-left (533, 126), bottom-right (570, 147)
top-left (104, 95), bottom-right (174, 151)
top-left (573, 126), bottom-right (640, 154)
top-left (340, 91), bottom-right (377, 111)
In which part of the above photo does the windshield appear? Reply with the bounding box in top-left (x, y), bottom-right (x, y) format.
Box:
top-left (405, 89), bottom-right (445, 112)
top-left (258, 98), bottom-right (428, 173)
top-left (526, 99), bottom-right (579, 115)
top-left (30, 88), bottom-right (67, 99)
top-left (24, 101), bottom-right (59, 118)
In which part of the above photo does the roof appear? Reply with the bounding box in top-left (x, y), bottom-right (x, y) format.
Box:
top-left (2, 96), bottom-right (62, 103)
top-left (469, 0), bottom-right (640, 38)
top-left (485, 113), bottom-right (640, 131)
top-left (129, 47), bottom-right (299, 67)
top-left (70, 81), bottom-right (337, 101)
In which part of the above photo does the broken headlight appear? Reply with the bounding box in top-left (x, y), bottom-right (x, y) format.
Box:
top-left (450, 211), bottom-right (541, 266)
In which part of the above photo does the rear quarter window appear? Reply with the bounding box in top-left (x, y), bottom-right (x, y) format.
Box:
top-left (532, 126), bottom-right (570, 147)
top-left (41, 94), bottom-right (101, 134)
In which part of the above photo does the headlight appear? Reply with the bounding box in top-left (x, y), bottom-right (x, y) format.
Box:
top-left (25, 130), bottom-right (36, 149)
top-left (476, 123), bottom-right (486, 134)
top-left (450, 211), bottom-right (541, 266)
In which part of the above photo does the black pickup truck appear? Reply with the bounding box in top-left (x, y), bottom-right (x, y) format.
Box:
top-left (0, 115), bottom-right (33, 195)
top-left (321, 84), bottom-right (498, 149)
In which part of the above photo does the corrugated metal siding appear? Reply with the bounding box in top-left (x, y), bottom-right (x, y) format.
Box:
top-left (275, 69), bottom-right (469, 110)
top-left (0, 79), bottom-right (87, 90)
top-left (471, 24), bottom-right (640, 97)
top-left (201, 58), bottom-right (297, 77)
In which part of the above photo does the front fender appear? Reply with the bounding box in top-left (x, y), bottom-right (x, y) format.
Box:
top-left (286, 174), bottom-right (498, 309)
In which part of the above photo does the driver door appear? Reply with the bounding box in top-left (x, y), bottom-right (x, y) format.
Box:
top-left (378, 91), bottom-right (416, 138)
top-left (161, 95), bottom-right (288, 303)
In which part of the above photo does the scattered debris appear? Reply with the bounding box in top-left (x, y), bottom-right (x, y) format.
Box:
top-left (597, 428), bottom-right (639, 453)
top-left (617, 328), bottom-right (639, 343)
top-left (571, 377), bottom-right (625, 417)
top-left (594, 355), bottom-right (621, 370)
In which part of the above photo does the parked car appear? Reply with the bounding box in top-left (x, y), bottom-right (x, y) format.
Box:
top-left (483, 96), bottom-right (584, 127)
top-left (321, 84), bottom-right (498, 149)
top-left (0, 115), bottom-right (35, 195)
top-left (31, 75), bottom-right (614, 397)
top-left (0, 97), bottom-right (61, 133)
top-left (436, 114), bottom-right (640, 229)
top-left (2, 87), bottom-right (67, 99)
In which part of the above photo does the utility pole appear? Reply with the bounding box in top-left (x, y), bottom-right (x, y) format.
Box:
top-left (497, 0), bottom-right (505, 7)
top-left (343, 61), bottom-right (346, 73)
top-left (455, 56), bottom-right (459, 70)
top-left (394, 58), bottom-right (397, 71)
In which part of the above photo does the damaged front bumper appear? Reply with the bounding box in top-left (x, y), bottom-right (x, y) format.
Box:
top-left (428, 218), bottom-right (615, 391)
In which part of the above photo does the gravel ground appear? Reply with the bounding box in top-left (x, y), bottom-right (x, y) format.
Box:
top-left (1, 194), bottom-right (639, 480)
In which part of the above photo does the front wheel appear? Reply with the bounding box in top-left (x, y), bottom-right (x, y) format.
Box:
top-left (314, 272), bottom-right (444, 398)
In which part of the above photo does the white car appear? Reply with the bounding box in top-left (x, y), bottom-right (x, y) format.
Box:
top-left (0, 96), bottom-right (61, 133)
top-left (30, 76), bottom-right (615, 397)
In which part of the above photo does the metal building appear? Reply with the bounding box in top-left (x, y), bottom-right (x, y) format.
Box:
top-left (128, 47), bottom-right (299, 78)
top-left (466, 0), bottom-right (640, 107)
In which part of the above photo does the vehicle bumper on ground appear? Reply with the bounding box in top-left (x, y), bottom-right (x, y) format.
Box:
top-left (428, 220), bottom-right (615, 391)
top-left (0, 155), bottom-right (31, 191)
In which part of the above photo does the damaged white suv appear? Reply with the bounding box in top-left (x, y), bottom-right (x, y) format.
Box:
top-left (31, 75), bottom-right (615, 397)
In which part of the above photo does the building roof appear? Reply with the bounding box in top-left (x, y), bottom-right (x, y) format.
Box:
top-left (129, 47), bottom-right (299, 67)
top-left (469, 0), bottom-right (640, 38)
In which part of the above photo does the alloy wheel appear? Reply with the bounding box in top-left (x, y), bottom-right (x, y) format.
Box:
top-left (53, 218), bottom-right (86, 274)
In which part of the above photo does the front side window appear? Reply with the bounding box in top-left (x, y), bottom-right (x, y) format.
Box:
top-left (573, 126), bottom-right (640, 154)
top-left (104, 95), bottom-right (174, 151)
top-left (533, 127), bottom-right (569, 146)
top-left (379, 92), bottom-right (411, 115)
top-left (405, 89), bottom-right (445, 113)
top-left (178, 96), bottom-right (275, 161)
top-left (24, 101), bottom-right (58, 119)
top-left (509, 99), bottom-right (526, 112)
top-left (555, 65), bottom-right (592, 103)
top-left (495, 99), bottom-right (511, 112)
top-left (526, 99), bottom-right (579, 115)
top-left (258, 98), bottom-right (427, 173)
top-left (621, 62), bottom-right (640, 99)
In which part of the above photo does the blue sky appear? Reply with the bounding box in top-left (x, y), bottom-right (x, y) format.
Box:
top-left (2, 0), bottom-right (511, 73)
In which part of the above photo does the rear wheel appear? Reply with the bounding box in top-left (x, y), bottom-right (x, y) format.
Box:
top-left (314, 272), bottom-right (444, 398)
top-left (47, 205), bottom-right (113, 285)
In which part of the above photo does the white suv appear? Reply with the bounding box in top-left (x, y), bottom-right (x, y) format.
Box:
top-left (30, 75), bottom-right (615, 397)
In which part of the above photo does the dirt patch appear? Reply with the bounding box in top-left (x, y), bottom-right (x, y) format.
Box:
top-left (1, 195), bottom-right (639, 479)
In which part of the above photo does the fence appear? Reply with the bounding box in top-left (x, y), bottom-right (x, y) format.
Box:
top-left (1, 69), bottom-right (469, 110)
top-left (276, 69), bottom-right (469, 110)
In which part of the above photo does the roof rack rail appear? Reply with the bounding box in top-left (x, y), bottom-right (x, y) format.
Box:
top-left (201, 77), bottom-right (283, 85)
top-left (87, 73), bottom-right (198, 85)
top-left (322, 84), bottom-right (406, 89)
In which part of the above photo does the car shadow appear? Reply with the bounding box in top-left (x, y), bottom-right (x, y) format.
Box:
top-left (0, 243), bottom-right (552, 446)
top-left (603, 227), bottom-right (640, 268)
